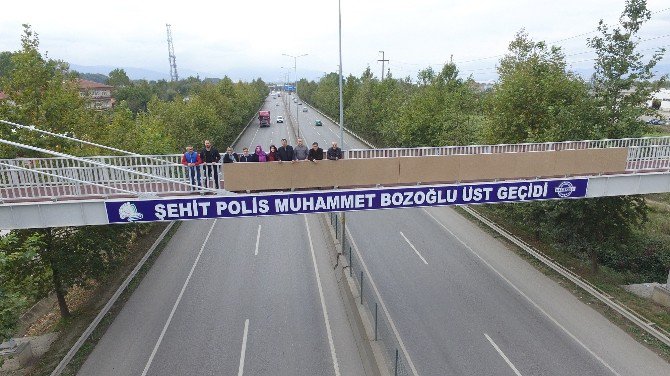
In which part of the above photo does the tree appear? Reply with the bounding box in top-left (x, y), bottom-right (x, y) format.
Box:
top-left (0, 24), bottom-right (91, 157)
top-left (1, 226), bottom-right (134, 319)
top-left (394, 63), bottom-right (478, 147)
top-left (0, 51), bottom-right (14, 78)
top-left (587, 0), bottom-right (667, 138)
top-left (486, 30), bottom-right (596, 144)
top-left (107, 68), bottom-right (131, 87)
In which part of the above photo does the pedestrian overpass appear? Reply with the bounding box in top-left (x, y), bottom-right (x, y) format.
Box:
top-left (1, 125), bottom-right (670, 229)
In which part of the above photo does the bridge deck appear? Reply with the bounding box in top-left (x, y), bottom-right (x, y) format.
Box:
top-left (1, 136), bottom-right (669, 204)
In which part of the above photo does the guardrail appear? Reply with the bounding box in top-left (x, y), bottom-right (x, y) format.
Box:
top-left (329, 212), bottom-right (415, 376)
top-left (346, 136), bottom-right (670, 159)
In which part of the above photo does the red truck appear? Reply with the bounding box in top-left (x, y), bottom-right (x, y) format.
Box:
top-left (258, 110), bottom-right (271, 127)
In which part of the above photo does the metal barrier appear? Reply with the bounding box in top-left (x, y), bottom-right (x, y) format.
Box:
top-left (330, 212), bottom-right (414, 376)
top-left (0, 155), bottom-right (222, 201)
top-left (345, 136), bottom-right (670, 159)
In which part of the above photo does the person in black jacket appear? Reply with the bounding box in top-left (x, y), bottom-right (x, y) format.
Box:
top-left (277, 138), bottom-right (294, 162)
top-left (222, 147), bottom-right (239, 163)
top-left (200, 140), bottom-right (222, 188)
top-left (327, 141), bottom-right (343, 160)
top-left (238, 147), bottom-right (257, 162)
top-left (308, 142), bottom-right (324, 163)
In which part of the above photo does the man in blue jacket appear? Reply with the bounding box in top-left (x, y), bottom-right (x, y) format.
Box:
top-left (181, 145), bottom-right (202, 189)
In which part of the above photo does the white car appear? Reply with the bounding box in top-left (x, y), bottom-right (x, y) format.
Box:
top-left (276, 116), bottom-right (284, 123)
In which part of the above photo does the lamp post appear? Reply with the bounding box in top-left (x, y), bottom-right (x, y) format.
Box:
top-left (281, 67), bottom-right (291, 114)
top-left (338, 0), bottom-right (346, 253)
top-left (282, 53), bottom-right (308, 138)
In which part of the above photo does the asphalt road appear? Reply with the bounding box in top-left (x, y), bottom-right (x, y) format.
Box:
top-left (344, 206), bottom-right (670, 375)
top-left (78, 94), bottom-right (368, 376)
top-left (234, 93), bottom-right (368, 155)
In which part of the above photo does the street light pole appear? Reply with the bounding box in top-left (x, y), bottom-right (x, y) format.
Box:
top-left (338, 0), bottom-right (346, 253)
top-left (282, 53), bottom-right (308, 139)
top-left (281, 67), bottom-right (291, 116)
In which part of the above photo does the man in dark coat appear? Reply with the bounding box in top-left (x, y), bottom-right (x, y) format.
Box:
top-left (277, 138), bottom-right (294, 162)
top-left (222, 147), bottom-right (239, 163)
top-left (327, 141), bottom-right (343, 160)
top-left (308, 142), bottom-right (324, 163)
top-left (200, 140), bottom-right (222, 188)
top-left (238, 147), bottom-right (257, 162)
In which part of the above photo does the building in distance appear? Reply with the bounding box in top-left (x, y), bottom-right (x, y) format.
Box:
top-left (77, 79), bottom-right (114, 110)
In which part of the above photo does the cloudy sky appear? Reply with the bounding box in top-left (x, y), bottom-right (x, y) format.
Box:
top-left (0, 0), bottom-right (668, 82)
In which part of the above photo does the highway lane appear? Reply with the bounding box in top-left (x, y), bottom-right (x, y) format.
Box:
top-left (143, 216), bottom-right (336, 376)
top-left (79, 94), bottom-right (367, 376)
top-left (345, 206), bottom-right (670, 375)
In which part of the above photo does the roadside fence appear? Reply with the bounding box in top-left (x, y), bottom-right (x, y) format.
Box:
top-left (329, 212), bottom-right (413, 376)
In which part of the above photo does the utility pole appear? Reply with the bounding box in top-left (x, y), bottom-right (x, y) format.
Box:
top-left (166, 24), bottom-right (179, 82)
top-left (339, 0), bottom-right (346, 254)
top-left (378, 50), bottom-right (389, 80)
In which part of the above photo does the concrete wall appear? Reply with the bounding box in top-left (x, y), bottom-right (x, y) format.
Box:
top-left (222, 148), bottom-right (629, 191)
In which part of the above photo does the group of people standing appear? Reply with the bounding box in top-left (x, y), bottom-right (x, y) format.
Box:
top-left (181, 138), bottom-right (344, 188)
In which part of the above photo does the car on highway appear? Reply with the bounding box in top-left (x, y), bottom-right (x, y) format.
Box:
top-left (315, 120), bottom-right (322, 126)
top-left (647, 119), bottom-right (665, 125)
top-left (302, 107), bottom-right (308, 112)
top-left (276, 116), bottom-right (284, 123)
top-left (298, 102), bottom-right (302, 105)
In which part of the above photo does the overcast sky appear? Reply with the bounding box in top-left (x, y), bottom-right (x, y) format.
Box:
top-left (1, 0), bottom-right (668, 82)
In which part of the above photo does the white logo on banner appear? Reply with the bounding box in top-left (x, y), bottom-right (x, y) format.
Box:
top-left (119, 202), bottom-right (144, 222)
top-left (555, 181), bottom-right (577, 198)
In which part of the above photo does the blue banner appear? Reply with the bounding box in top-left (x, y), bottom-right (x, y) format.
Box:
top-left (105, 178), bottom-right (588, 224)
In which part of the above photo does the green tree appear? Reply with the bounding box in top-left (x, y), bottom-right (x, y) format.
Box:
top-left (313, 73), bottom-right (340, 119)
top-left (0, 51), bottom-right (15, 78)
top-left (394, 63), bottom-right (478, 146)
top-left (486, 30), bottom-right (596, 143)
top-left (587, 0), bottom-right (667, 138)
top-left (0, 24), bottom-right (91, 157)
top-left (1, 226), bottom-right (135, 318)
top-left (108, 68), bottom-right (131, 87)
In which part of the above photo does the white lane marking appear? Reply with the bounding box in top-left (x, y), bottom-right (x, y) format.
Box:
top-left (304, 215), bottom-right (341, 376)
top-left (238, 319), bottom-right (250, 376)
top-left (484, 333), bottom-right (523, 376)
top-left (422, 209), bottom-right (621, 376)
top-left (328, 125), bottom-right (340, 138)
top-left (399, 232), bottom-right (428, 265)
top-left (141, 220), bottom-right (218, 376)
top-left (249, 125), bottom-right (260, 150)
top-left (346, 226), bottom-right (420, 376)
top-left (254, 225), bottom-right (261, 256)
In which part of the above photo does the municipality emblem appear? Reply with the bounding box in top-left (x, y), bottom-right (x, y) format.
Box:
top-left (118, 202), bottom-right (144, 222)
top-left (555, 181), bottom-right (577, 198)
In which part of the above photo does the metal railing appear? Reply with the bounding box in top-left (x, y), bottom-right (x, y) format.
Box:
top-left (2, 136), bottom-right (670, 202)
top-left (345, 136), bottom-right (670, 159)
top-left (0, 154), bottom-right (222, 201)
